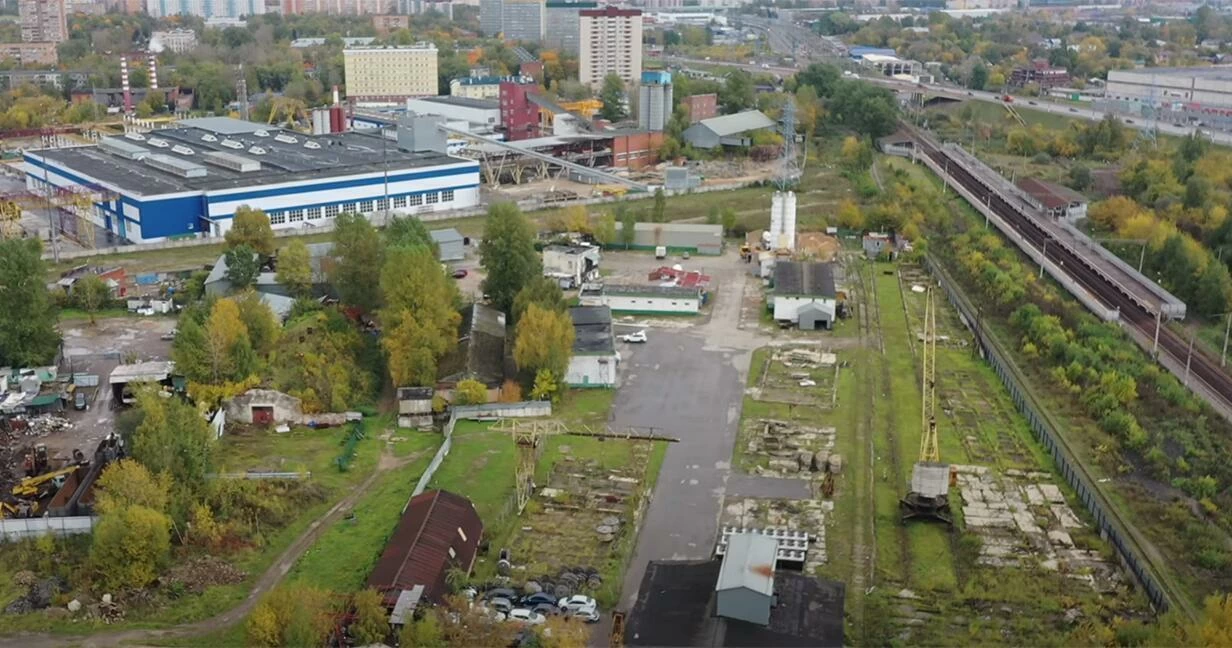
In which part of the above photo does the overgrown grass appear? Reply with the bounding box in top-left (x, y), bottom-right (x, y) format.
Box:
top-left (555, 388), bottom-right (616, 427)
top-left (285, 438), bottom-right (440, 593)
top-left (428, 421), bottom-right (517, 522)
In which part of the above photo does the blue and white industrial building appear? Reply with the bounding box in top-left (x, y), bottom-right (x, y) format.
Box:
top-left (22, 117), bottom-right (481, 244)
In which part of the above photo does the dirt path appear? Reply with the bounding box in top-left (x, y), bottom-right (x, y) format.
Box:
top-left (2, 446), bottom-right (416, 648)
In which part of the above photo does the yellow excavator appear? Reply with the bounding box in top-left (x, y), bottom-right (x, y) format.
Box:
top-left (12, 465), bottom-right (77, 499)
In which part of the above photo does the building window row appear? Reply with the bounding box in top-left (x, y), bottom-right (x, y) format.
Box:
top-left (241, 188), bottom-right (465, 228)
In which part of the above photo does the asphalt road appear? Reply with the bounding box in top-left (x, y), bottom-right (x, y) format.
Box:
top-left (612, 251), bottom-right (778, 610)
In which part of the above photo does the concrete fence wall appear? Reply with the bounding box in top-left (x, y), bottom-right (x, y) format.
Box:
top-left (0, 516), bottom-right (96, 541)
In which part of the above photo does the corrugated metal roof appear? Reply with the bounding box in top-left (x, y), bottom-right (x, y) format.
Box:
top-left (697, 110), bottom-right (775, 137)
top-left (430, 228), bottom-right (464, 244)
top-left (716, 533), bottom-right (777, 596)
top-left (774, 261), bottom-right (836, 298)
top-left (366, 489), bottom-right (483, 604)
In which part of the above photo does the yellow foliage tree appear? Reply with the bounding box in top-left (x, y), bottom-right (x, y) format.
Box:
top-left (837, 199), bottom-right (864, 231)
top-left (94, 459), bottom-right (170, 515)
top-left (224, 206), bottom-right (275, 257)
top-left (90, 504), bottom-right (172, 592)
top-left (454, 378), bottom-right (489, 405)
top-left (514, 303), bottom-right (575, 381)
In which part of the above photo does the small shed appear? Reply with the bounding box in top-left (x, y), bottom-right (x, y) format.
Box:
top-left (397, 387), bottom-right (435, 429)
top-left (109, 361), bottom-right (175, 404)
top-left (716, 533), bottom-right (777, 626)
top-left (682, 110), bottom-right (776, 150)
top-left (1015, 177), bottom-right (1089, 223)
top-left (430, 228), bottom-right (465, 262)
top-left (797, 302), bottom-right (835, 331)
top-left (225, 389), bottom-right (303, 426)
top-left (566, 306), bottom-right (619, 388)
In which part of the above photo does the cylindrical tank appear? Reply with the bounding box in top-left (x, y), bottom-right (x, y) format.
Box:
top-left (783, 191), bottom-right (797, 251)
top-left (770, 191), bottom-right (783, 245)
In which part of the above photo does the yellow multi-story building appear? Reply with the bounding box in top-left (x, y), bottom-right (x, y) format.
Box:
top-left (344, 44), bottom-right (438, 103)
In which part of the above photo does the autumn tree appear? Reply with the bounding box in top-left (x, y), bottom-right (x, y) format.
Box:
top-left (247, 584), bottom-right (336, 648)
top-left (619, 204), bottom-right (637, 248)
top-left (839, 136), bottom-right (873, 174)
top-left (0, 238), bottom-right (60, 366)
top-left (793, 84), bottom-right (824, 141)
top-left (514, 303), bottom-right (575, 386)
top-left (350, 589), bottom-right (390, 645)
top-left (513, 275), bottom-right (567, 324)
top-left (94, 459), bottom-right (170, 515)
top-left (400, 611), bottom-right (445, 648)
top-left (837, 199), bottom-right (865, 231)
top-left (271, 309), bottom-right (374, 412)
top-left (383, 310), bottom-right (450, 387)
top-left (593, 212), bottom-right (617, 246)
top-left (224, 206), bottom-right (275, 257)
top-left (203, 298), bottom-right (258, 383)
top-left (275, 238), bottom-right (313, 298)
top-left (454, 378), bottom-right (488, 405)
top-left (331, 212), bottom-right (385, 313)
top-left (386, 214), bottom-right (436, 251)
top-left (535, 615), bottom-right (591, 648)
top-left (90, 504), bottom-right (172, 592)
top-left (224, 244), bottom-right (260, 290)
top-left (599, 73), bottom-right (626, 121)
top-left (72, 274), bottom-right (112, 324)
top-left (530, 367), bottom-right (559, 401)
top-left (381, 246), bottom-right (461, 343)
top-left (547, 205), bottom-right (590, 234)
top-left (230, 290), bottom-right (281, 356)
top-left (721, 207), bottom-right (738, 237)
top-left (130, 388), bottom-right (216, 512)
top-left (480, 203), bottom-right (542, 314)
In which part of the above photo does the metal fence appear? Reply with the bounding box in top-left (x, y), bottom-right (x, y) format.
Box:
top-left (925, 256), bottom-right (1184, 616)
top-left (0, 516), bottom-right (95, 541)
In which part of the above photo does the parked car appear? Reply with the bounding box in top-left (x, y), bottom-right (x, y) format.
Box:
top-left (73, 391), bottom-right (87, 411)
top-left (159, 329), bottom-right (177, 341)
top-left (558, 595), bottom-right (598, 613)
top-left (570, 606), bottom-right (601, 623)
top-left (1069, 108), bottom-right (1079, 113)
top-left (452, 268), bottom-right (468, 279)
top-left (487, 596), bottom-right (514, 614)
top-left (485, 588), bottom-right (518, 602)
top-left (1028, 101), bottom-right (1037, 105)
top-left (507, 608), bottom-right (547, 625)
top-left (531, 603), bottom-right (559, 617)
top-left (521, 592), bottom-right (557, 607)
top-left (620, 330), bottom-right (647, 343)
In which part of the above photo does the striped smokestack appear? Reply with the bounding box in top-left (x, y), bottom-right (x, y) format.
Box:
top-left (120, 55), bottom-right (132, 114)
top-left (148, 52), bottom-right (158, 90)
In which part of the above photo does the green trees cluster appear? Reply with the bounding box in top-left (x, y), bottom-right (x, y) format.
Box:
top-left (794, 63), bottom-right (899, 139)
top-left (270, 309), bottom-right (375, 412)
top-left (0, 238), bottom-right (60, 367)
top-left (480, 203), bottom-right (542, 314)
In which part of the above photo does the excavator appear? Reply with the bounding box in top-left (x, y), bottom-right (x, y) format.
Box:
top-left (12, 465), bottom-right (78, 500)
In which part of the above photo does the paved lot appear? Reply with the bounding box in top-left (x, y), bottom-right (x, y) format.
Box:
top-left (44, 316), bottom-right (177, 459)
top-left (608, 248), bottom-right (780, 610)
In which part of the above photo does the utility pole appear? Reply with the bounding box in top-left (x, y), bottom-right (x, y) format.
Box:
top-left (1184, 327), bottom-right (1196, 386)
top-left (1223, 312), bottom-right (1231, 368)
top-left (1039, 239), bottom-right (1048, 279)
top-left (1152, 310), bottom-right (1161, 358)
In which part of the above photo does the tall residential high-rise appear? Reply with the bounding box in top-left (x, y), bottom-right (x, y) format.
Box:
top-left (578, 6), bottom-right (642, 88)
top-left (20, 0), bottom-right (68, 44)
top-left (344, 44), bottom-right (438, 102)
top-left (501, 0), bottom-right (544, 43)
top-left (480, 0), bottom-right (502, 35)
top-left (638, 70), bottom-right (672, 131)
top-left (544, 0), bottom-right (595, 54)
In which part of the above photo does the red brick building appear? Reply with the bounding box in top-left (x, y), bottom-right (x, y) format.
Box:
top-left (612, 130), bottom-right (664, 169)
top-left (500, 78), bottom-right (542, 141)
top-left (682, 93), bottom-right (717, 123)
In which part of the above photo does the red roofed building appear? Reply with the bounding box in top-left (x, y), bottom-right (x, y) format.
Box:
top-left (649, 266), bottom-right (712, 291)
top-left (366, 489), bottom-right (484, 608)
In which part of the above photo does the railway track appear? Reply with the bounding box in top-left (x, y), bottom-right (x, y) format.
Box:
top-left (910, 134), bottom-right (1232, 417)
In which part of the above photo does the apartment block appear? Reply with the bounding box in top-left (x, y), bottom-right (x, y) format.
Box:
top-left (344, 44), bottom-right (439, 102)
top-left (579, 6), bottom-right (642, 88)
top-left (544, 0), bottom-right (596, 54)
top-left (502, 0), bottom-right (544, 43)
top-left (0, 42), bottom-right (58, 66)
top-left (20, 0), bottom-right (68, 44)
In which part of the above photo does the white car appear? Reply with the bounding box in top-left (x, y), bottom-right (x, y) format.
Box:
top-left (570, 606), bottom-right (601, 623)
top-left (558, 595), bottom-right (598, 613)
top-left (507, 608), bottom-right (546, 625)
top-left (620, 330), bottom-right (647, 343)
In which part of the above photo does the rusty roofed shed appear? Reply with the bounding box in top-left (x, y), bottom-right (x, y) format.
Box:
top-left (716, 533), bottom-right (778, 626)
top-left (366, 489), bottom-right (484, 608)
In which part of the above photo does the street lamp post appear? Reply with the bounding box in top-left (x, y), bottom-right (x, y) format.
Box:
top-left (1185, 327), bottom-right (1197, 387)
top-left (1039, 239), bottom-right (1048, 279)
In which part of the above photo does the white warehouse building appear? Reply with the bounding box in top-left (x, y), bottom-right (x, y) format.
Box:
top-left (22, 117), bottom-right (481, 244)
top-left (566, 306), bottom-right (619, 388)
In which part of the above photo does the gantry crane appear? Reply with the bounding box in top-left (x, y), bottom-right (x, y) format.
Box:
top-left (901, 288), bottom-right (952, 524)
top-left (0, 183), bottom-right (115, 249)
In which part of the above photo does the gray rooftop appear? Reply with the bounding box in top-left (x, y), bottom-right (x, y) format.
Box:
top-left (632, 222), bottom-right (723, 235)
top-left (570, 306), bottom-right (614, 355)
top-left (774, 261), bottom-right (836, 298)
top-left (716, 533), bottom-right (777, 596)
top-left (31, 118), bottom-right (470, 197)
top-left (604, 284), bottom-right (701, 298)
top-left (697, 110), bottom-right (775, 137)
top-left (430, 228), bottom-right (464, 245)
top-left (1112, 65), bottom-right (1232, 80)
top-left (418, 96), bottom-right (499, 111)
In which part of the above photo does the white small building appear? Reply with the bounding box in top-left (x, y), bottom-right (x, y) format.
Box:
top-left (771, 261), bottom-right (837, 330)
top-left (225, 389), bottom-right (303, 426)
top-left (583, 284), bottom-right (702, 314)
top-left (716, 533), bottom-right (777, 626)
top-left (566, 306), bottom-right (619, 388)
top-left (431, 228), bottom-right (465, 262)
top-left (543, 244), bottom-right (601, 288)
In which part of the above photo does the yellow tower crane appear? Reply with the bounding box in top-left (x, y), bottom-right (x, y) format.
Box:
top-left (901, 287), bottom-right (952, 524)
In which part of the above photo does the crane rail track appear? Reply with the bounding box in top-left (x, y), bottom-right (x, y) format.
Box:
top-left (908, 132), bottom-right (1232, 418)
